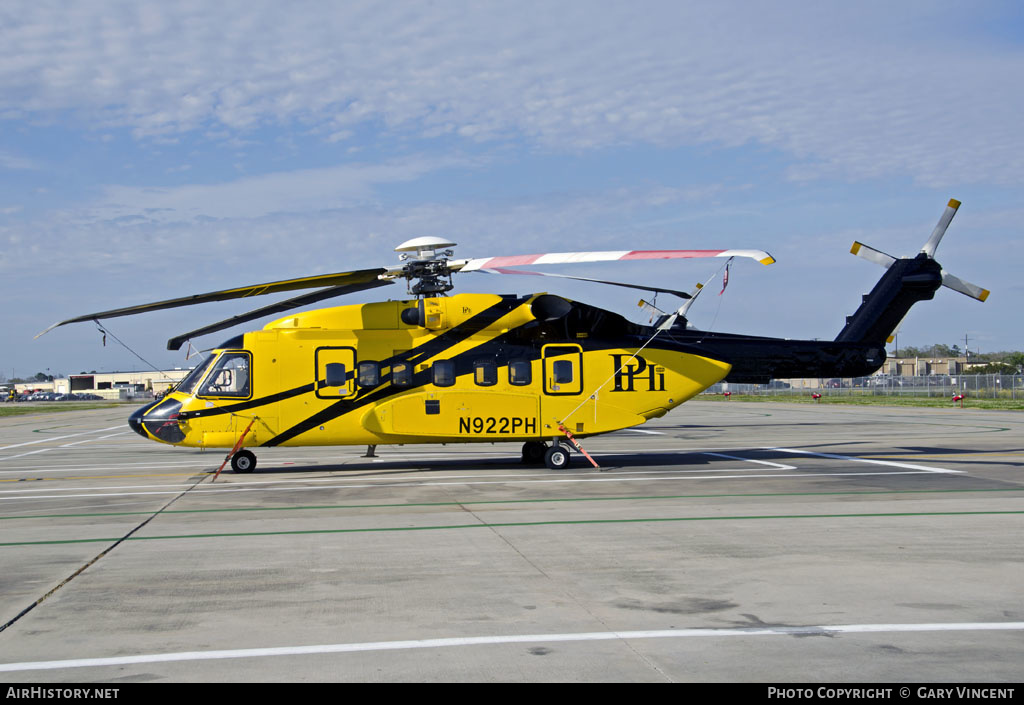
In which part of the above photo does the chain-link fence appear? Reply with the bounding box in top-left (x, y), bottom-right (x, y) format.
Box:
top-left (708, 374), bottom-right (1024, 399)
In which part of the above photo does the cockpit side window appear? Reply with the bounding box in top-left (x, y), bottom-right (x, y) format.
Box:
top-left (198, 352), bottom-right (252, 399)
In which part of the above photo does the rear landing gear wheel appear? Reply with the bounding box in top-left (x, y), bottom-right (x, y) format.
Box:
top-left (231, 449), bottom-right (257, 473)
top-left (521, 441), bottom-right (547, 464)
top-left (544, 444), bottom-right (571, 470)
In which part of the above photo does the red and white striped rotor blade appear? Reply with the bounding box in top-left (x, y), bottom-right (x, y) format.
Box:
top-left (476, 267), bottom-right (693, 299)
top-left (455, 248), bottom-right (775, 272)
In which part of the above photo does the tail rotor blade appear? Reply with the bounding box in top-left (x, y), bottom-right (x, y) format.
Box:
top-left (885, 312), bottom-right (909, 344)
top-left (658, 279), bottom-right (709, 330)
top-left (850, 241), bottom-right (897, 269)
top-left (941, 270), bottom-right (990, 302)
top-left (921, 198), bottom-right (961, 258)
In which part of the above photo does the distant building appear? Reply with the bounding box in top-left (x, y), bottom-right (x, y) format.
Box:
top-left (769, 356), bottom-right (970, 390)
top-left (877, 356), bottom-right (967, 376)
top-left (16, 368), bottom-right (196, 398)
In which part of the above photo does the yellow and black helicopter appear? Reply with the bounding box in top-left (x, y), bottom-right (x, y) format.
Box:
top-left (39, 199), bottom-right (987, 472)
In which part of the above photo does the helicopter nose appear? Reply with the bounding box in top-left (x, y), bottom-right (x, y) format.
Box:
top-left (127, 397), bottom-right (185, 443)
top-left (128, 405), bottom-right (149, 438)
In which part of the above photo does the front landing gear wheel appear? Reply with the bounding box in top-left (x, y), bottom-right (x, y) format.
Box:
top-left (521, 441), bottom-right (547, 465)
top-left (544, 444), bottom-right (571, 470)
top-left (231, 449), bottom-right (257, 473)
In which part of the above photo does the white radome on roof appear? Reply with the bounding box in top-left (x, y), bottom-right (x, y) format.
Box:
top-left (394, 236), bottom-right (458, 253)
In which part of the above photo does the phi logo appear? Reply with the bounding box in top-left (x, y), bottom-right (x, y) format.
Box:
top-left (610, 354), bottom-right (666, 392)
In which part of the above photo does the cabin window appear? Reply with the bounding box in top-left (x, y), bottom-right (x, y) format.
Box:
top-left (474, 360), bottom-right (497, 387)
top-left (324, 363), bottom-right (347, 387)
top-left (358, 361), bottom-right (380, 387)
top-left (542, 344), bottom-right (582, 395)
top-left (433, 360), bottom-right (455, 387)
top-left (315, 347), bottom-right (357, 399)
top-left (509, 360), bottom-right (532, 386)
top-left (198, 352), bottom-right (252, 398)
top-left (552, 360), bottom-right (574, 384)
top-left (392, 361), bottom-right (413, 387)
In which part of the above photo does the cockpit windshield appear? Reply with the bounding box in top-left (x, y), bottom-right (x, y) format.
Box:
top-left (175, 354), bottom-right (216, 395)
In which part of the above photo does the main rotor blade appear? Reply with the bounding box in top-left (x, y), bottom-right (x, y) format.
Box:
top-left (165, 279), bottom-right (393, 350)
top-left (475, 267), bottom-right (692, 299)
top-left (454, 248), bottom-right (775, 272)
top-left (36, 267), bottom-right (388, 339)
top-left (941, 270), bottom-right (990, 302)
top-left (850, 241), bottom-right (897, 269)
top-left (921, 198), bottom-right (961, 258)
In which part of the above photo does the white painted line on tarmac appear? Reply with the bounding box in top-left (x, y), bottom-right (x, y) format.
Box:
top-left (702, 452), bottom-right (795, 470)
top-left (0, 426), bottom-right (125, 452)
top-left (0, 448), bottom-right (54, 462)
top-left (0, 456), bottom-right (843, 496)
top-left (0, 466), bottom-right (766, 495)
top-left (769, 448), bottom-right (962, 474)
top-left (2, 621), bottom-right (1022, 673)
top-left (59, 431), bottom-right (133, 448)
top-left (0, 458), bottom-right (323, 473)
top-left (0, 470), bottom-right (957, 502)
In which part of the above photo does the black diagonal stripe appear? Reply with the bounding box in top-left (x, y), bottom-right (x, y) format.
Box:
top-left (264, 312), bottom-right (736, 448)
top-left (180, 382), bottom-right (316, 420)
top-left (180, 358), bottom-right (369, 421)
top-left (263, 296), bottom-right (529, 446)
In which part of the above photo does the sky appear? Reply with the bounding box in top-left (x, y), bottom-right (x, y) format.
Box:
top-left (2, 1), bottom-right (1022, 379)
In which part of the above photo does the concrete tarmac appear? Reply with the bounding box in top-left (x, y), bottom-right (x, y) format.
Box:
top-left (0, 401), bottom-right (1021, 682)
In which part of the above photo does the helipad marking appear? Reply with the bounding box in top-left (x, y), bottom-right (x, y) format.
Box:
top-left (1, 622), bottom-right (1021, 673)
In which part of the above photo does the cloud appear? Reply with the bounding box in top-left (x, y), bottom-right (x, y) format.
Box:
top-left (1, 2), bottom-right (1022, 185)
top-left (0, 179), bottom-right (744, 283)
top-left (0, 151), bottom-right (40, 170)
top-left (87, 154), bottom-right (480, 222)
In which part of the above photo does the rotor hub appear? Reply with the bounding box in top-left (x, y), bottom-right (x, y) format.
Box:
top-left (393, 237), bottom-right (459, 296)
